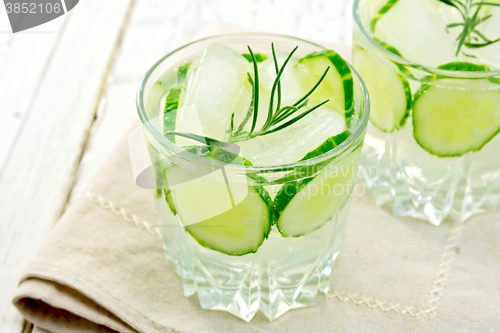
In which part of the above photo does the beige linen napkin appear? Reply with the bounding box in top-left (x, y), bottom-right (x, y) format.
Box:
top-left (13, 124), bottom-right (500, 333)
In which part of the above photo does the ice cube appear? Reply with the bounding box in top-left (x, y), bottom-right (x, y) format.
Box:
top-left (178, 43), bottom-right (252, 142)
top-left (374, 0), bottom-right (462, 67)
top-left (238, 106), bottom-right (346, 166)
top-left (174, 104), bottom-right (209, 146)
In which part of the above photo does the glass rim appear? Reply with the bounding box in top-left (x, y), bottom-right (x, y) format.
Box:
top-left (136, 32), bottom-right (370, 172)
top-left (352, 0), bottom-right (500, 78)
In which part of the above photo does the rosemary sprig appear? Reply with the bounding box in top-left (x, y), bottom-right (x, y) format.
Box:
top-left (165, 44), bottom-right (331, 146)
top-left (246, 46), bottom-right (260, 134)
top-left (229, 45), bottom-right (330, 142)
top-left (259, 99), bottom-right (330, 136)
top-left (164, 131), bottom-right (220, 145)
top-left (439, 0), bottom-right (500, 56)
top-left (271, 43), bottom-right (282, 116)
top-left (263, 45), bottom-right (298, 131)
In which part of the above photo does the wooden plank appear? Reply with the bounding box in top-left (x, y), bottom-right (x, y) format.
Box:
top-left (0, 12), bottom-right (67, 333)
top-left (0, 0), bottom-right (135, 330)
top-left (0, 18), bottom-right (65, 175)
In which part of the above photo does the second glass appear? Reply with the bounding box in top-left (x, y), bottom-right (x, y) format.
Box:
top-left (353, 0), bottom-right (500, 225)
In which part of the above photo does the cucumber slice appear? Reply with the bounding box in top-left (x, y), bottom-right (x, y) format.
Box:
top-left (161, 167), bottom-right (177, 215)
top-left (274, 145), bottom-right (361, 238)
top-left (413, 74), bottom-right (500, 157)
top-left (167, 162), bottom-right (272, 256)
top-left (185, 185), bottom-right (271, 256)
top-left (299, 50), bottom-right (354, 117)
top-left (165, 145), bottom-right (272, 255)
top-left (353, 46), bottom-right (411, 132)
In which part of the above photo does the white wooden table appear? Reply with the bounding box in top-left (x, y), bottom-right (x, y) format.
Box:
top-left (0, 1), bottom-right (354, 331)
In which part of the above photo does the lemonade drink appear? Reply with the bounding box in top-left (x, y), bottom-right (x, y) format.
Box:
top-left (353, 0), bottom-right (500, 224)
top-left (136, 34), bottom-right (369, 321)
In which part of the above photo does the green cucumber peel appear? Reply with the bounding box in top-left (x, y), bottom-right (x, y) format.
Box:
top-left (272, 130), bottom-right (352, 226)
top-left (300, 50), bottom-right (355, 118)
top-left (300, 130), bottom-right (351, 161)
top-left (437, 62), bottom-right (490, 72)
top-left (272, 177), bottom-right (314, 235)
top-left (434, 62), bottom-right (500, 84)
top-left (241, 52), bottom-right (268, 63)
top-left (370, 0), bottom-right (401, 33)
top-left (164, 86), bottom-right (183, 114)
